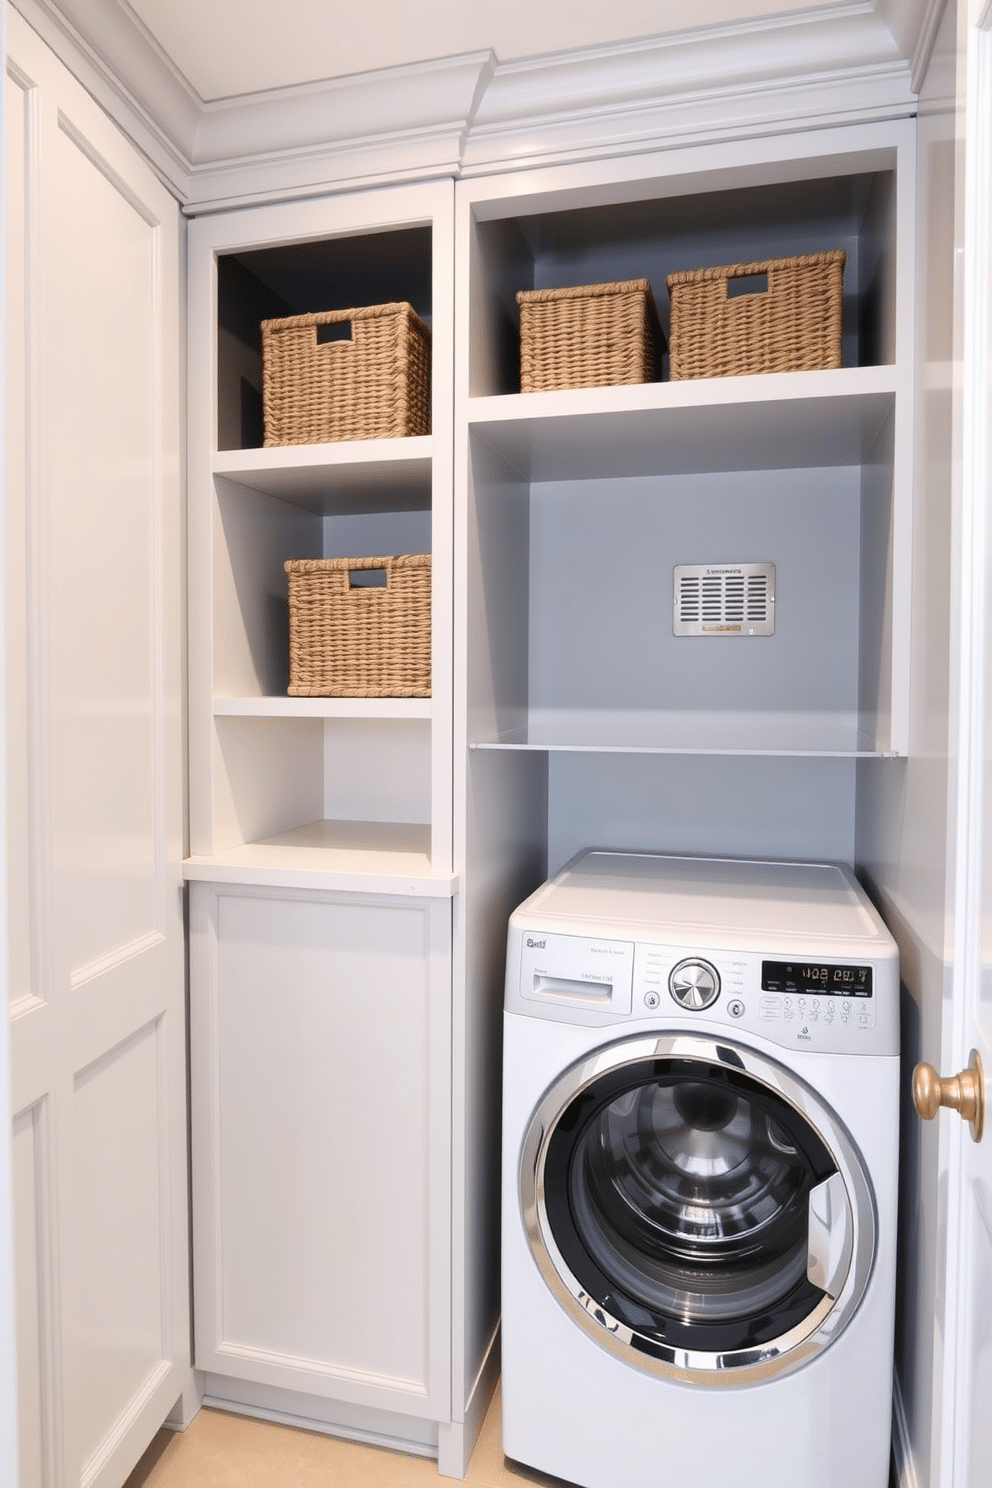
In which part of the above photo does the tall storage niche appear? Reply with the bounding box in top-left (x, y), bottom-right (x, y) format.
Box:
top-left (188, 183), bottom-right (454, 889)
top-left (186, 182), bottom-right (466, 1463)
top-left (455, 121), bottom-right (915, 884)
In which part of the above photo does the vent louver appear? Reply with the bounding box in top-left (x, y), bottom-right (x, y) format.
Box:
top-left (673, 563), bottom-right (775, 636)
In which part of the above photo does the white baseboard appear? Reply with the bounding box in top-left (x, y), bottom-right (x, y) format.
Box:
top-left (199, 1373), bottom-right (439, 1456)
top-left (164, 1370), bottom-right (205, 1431)
top-left (437, 1325), bottom-right (500, 1480)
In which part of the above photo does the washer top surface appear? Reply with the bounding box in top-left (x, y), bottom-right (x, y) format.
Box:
top-left (519, 851), bottom-right (885, 946)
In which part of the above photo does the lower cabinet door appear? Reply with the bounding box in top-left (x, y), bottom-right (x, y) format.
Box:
top-left (189, 883), bottom-right (452, 1422)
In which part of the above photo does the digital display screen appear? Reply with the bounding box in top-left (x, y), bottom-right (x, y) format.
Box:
top-left (761, 961), bottom-right (873, 998)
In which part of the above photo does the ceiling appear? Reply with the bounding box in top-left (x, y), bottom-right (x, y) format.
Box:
top-left (127, 0), bottom-right (840, 102)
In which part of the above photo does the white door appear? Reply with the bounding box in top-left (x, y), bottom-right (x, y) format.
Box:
top-left (928, 4), bottom-right (992, 1484)
top-left (5, 10), bottom-right (189, 1488)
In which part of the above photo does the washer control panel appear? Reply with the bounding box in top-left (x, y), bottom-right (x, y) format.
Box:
top-left (508, 928), bottom-right (897, 1053)
top-left (631, 943), bottom-right (893, 1054)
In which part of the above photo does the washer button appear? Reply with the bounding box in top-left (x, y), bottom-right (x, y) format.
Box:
top-left (644, 990), bottom-right (661, 1010)
top-left (728, 999), bottom-right (745, 1018)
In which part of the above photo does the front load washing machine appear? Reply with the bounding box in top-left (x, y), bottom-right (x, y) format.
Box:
top-left (501, 851), bottom-right (899, 1488)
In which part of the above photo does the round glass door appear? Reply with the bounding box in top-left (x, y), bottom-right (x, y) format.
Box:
top-left (521, 1036), bottom-right (874, 1382)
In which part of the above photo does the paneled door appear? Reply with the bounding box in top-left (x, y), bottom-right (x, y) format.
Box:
top-left (942, 7), bottom-right (992, 1482)
top-left (5, 11), bottom-right (189, 1488)
top-left (917, 4), bottom-right (992, 1485)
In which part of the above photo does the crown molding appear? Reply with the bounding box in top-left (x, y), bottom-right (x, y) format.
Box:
top-left (462, 9), bottom-right (916, 175)
top-left (9, 0), bottom-right (925, 212)
top-left (876, 0), bottom-right (950, 89)
top-left (904, 0), bottom-right (952, 91)
top-left (459, 65), bottom-right (915, 179)
top-left (476, 3), bottom-right (895, 128)
top-left (10, 0), bottom-right (199, 195)
top-left (185, 51), bottom-right (497, 210)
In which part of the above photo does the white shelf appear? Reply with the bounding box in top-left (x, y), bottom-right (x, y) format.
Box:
top-left (213, 438), bottom-right (432, 511)
top-left (213, 696), bottom-right (433, 719)
top-left (183, 819), bottom-right (455, 896)
top-left (471, 709), bottom-right (899, 758)
top-left (467, 366), bottom-right (897, 481)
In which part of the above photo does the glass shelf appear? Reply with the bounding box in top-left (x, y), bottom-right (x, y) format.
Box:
top-left (470, 709), bottom-right (900, 758)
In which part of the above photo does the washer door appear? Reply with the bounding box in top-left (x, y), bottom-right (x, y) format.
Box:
top-left (521, 1035), bottom-right (875, 1383)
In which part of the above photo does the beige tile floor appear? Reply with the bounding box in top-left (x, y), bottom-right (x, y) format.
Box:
top-left (126, 1383), bottom-right (898, 1488)
top-left (125, 1385), bottom-right (571, 1488)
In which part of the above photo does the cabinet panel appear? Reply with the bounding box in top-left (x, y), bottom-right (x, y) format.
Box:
top-left (73, 1021), bottom-right (173, 1469)
top-left (190, 884), bottom-right (452, 1420)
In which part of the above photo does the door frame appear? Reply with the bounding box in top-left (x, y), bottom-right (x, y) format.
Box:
top-left (0, 3), bottom-right (21, 1483)
top-left (939, 3), bottom-right (992, 1485)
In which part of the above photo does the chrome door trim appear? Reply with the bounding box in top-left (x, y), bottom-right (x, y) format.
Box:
top-left (519, 1033), bottom-right (876, 1385)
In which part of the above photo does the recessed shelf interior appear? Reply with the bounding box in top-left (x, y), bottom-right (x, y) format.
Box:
top-left (467, 408), bottom-right (896, 757)
top-left (208, 474), bottom-right (435, 857)
top-left (211, 714), bottom-right (432, 853)
top-left (217, 225), bottom-right (433, 449)
top-left (213, 475), bottom-right (432, 700)
top-left (209, 479), bottom-right (434, 846)
top-left (542, 750), bottom-right (866, 868)
top-left (470, 166), bottom-right (896, 397)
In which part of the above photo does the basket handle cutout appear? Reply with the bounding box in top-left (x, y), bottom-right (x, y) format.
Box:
top-left (348, 566), bottom-right (388, 589)
top-left (316, 320), bottom-right (353, 345)
top-left (726, 272), bottom-right (769, 300)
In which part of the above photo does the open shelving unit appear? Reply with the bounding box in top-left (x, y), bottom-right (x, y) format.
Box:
top-left (455, 119), bottom-right (915, 880)
top-left (185, 183), bottom-right (455, 891)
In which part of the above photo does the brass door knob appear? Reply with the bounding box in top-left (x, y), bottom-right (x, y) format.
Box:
top-left (913, 1049), bottom-right (985, 1143)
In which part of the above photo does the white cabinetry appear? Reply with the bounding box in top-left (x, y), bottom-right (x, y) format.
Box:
top-left (189, 885), bottom-right (451, 1429)
top-left (185, 181), bottom-right (476, 1467)
top-left (186, 181), bottom-right (455, 893)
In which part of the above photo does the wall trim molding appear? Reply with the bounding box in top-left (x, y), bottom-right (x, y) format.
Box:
top-left (10, 0), bottom-right (923, 211)
top-left (906, 0), bottom-right (953, 92)
top-left (9, 0), bottom-right (198, 195)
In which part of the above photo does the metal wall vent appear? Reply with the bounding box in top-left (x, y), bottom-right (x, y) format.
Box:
top-left (673, 562), bottom-right (776, 636)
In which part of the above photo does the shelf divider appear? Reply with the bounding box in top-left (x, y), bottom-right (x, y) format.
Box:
top-left (213, 697), bottom-right (433, 719)
top-left (467, 366), bottom-right (898, 481)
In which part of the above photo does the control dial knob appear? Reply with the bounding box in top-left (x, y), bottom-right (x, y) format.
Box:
top-left (669, 958), bottom-right (721, 1010)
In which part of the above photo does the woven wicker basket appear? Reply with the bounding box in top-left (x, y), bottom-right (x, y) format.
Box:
top-left (667, 251), bottom-right (846, 380)
top-left (285, 554), bottom-right (431, 697)
top-left (262, 303), bottom-right (431, 446)
top-left (516, 279), bottom-right (660, 393)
